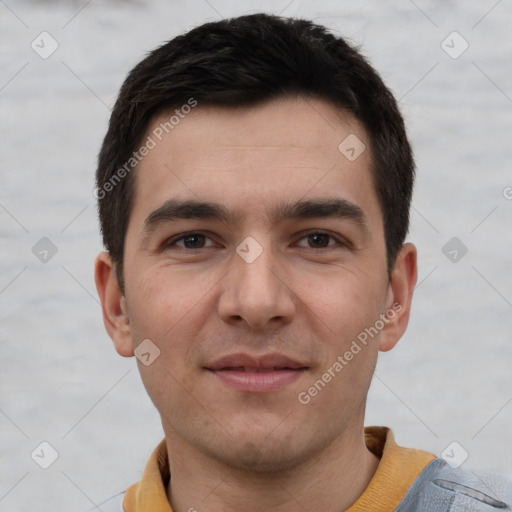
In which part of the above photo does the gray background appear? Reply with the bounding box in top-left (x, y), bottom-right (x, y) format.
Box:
top-left (1, 0), bottom-right (511, 510)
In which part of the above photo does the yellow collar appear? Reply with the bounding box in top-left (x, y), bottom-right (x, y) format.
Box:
top-left (346, 427), bottom-right (435, 511)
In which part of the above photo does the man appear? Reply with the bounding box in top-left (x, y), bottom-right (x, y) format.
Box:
top-left (94, 13), bottom-right (511, 512)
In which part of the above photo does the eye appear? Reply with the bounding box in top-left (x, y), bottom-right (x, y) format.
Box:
top-left (165, 232), bottom-right (216, 249)
top-left (296, 231), bottom-right (345, 249)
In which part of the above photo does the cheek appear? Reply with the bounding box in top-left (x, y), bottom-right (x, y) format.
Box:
top-left (125, 263), bottom-right (223, 382)
top-left (290, 264), bottom-right (385, 341)
top-left (125, 270), bottom-right (207, 411)
top-left (127, 262), bottom-right (206, 336)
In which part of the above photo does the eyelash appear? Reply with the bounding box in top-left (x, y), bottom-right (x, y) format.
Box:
top-left (163, 231), bottom-right (347, 251)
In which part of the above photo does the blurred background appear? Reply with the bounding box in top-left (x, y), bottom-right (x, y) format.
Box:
top-left (1, 0), bottom-right (511, 510)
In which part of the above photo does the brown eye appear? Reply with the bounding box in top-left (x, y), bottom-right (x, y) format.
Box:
top-left (296, 231), bottom-right (343, 249)
top-left (164, 232), bottom-right (216, 250)
top-left (181, 234), bottom-right (206, 248)
top-left (307, 233), bottom-right (332, 248)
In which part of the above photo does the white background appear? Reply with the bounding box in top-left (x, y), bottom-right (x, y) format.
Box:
top-left (1, 0), bottom-right (511, 510)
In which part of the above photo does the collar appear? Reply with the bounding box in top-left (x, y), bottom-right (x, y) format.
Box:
top-left (346, 427), bottom-right (435, 511)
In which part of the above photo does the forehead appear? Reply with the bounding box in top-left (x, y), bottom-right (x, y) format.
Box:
top-left (130, 96), bottom-right (379, 229)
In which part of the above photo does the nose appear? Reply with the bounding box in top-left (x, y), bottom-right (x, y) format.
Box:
top-left (217, 241), bottom-right (296, 331)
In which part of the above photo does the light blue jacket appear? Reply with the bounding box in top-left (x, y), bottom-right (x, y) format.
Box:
top-left (397, 458), bottom-right (512, 511)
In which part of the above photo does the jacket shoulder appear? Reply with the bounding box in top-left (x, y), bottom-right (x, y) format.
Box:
top-left (397, 458), bottom-right (512, 511)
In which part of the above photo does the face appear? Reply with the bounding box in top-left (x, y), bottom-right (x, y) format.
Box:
top-left (96, 96), bottom-right (416, 472)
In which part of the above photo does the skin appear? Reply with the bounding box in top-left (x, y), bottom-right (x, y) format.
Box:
top-left (95, 96), bottom-right (417, 511)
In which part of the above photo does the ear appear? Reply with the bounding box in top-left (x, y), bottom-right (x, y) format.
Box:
top-left (379, 243), bottom-right (417, 352)
top-left (94, 252), bottom-right (134, 357)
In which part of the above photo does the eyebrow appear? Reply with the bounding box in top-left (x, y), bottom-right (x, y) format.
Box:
top-left (142, 197), bottom-right (368, 234)
top-left (273, 198), bottom-right (367, 229)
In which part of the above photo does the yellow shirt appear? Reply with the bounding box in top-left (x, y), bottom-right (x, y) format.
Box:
top-left (123, 427), bottom-right (435, 512)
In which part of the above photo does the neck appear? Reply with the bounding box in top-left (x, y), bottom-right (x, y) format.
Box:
top-left (165, 424), bottom-right (379, 512)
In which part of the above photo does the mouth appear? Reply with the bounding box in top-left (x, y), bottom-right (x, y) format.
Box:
top-left (205, 353), bottom-right (308, 392)
top-left (217, 366), bottom-right (304, 372)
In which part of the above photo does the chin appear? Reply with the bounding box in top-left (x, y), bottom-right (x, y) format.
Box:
top-left (206, 433), bottom-right (327, 474)
top-left (221, 444), bottom-right (305, 473)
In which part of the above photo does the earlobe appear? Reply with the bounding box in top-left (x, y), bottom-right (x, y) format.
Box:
top-left (94, 252), bottom-right (134, 357)
top-left (379, 243), bottom-right (418, 352)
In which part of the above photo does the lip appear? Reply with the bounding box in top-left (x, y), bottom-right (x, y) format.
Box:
top-left (205, 353), bottom-right (308, 392)
top-left (206, 353), bottom-right (306, 371)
